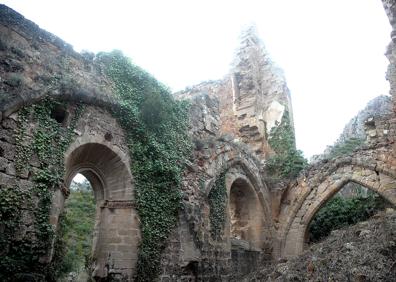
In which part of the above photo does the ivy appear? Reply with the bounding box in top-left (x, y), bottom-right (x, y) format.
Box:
top-left (266, 111), bottom-right (307, 179)
top-left (1, 98), bottom-right (84, 281)
top-left (97, 50), bottom-right (192, 281)
top-left (0, 185), bottom-right (29, 254)
top-left (5, 50), bottom-right (191, 281)
top-left (208, 171), bottom-right (227, 240)
top-left (14, 107), bottom-right (32, 174)
top-left (0, 185), bottom-right (32, 280)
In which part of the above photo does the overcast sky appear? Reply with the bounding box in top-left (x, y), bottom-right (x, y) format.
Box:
top-left (2, 0), bottom-right (392, 159)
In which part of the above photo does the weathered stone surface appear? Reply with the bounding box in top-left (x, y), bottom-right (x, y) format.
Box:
top-left (242, 210), bottom-right (396, 282)
top-left (0, 4), bottom-right (116, 117)
top-left (0, 3), bottom-right (395, 281)
top-left (175, 26), bottom-right (294, 161)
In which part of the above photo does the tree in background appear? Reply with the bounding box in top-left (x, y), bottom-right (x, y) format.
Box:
top-left (58, 177), bottom-right (96, 279)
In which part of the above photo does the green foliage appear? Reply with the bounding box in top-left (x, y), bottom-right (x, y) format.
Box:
top-left (57, 179), bottom-right (95, 278)
top-left (308, 194), bottom-right (387, 243)
top-left (327, 138), bottom-right (364, 159)
top-left (208, 172), bottom-right (227, 240)
top-left (1, 99), bottom-right (84, 281)
top-left (267, 112), bottom-right (307, 178)
top-left (6, 73), bottom-right (24, 88)
top-left (0, 185), bottom-right (30, 276)
top-left (97, 50), bottom-right (192, 281)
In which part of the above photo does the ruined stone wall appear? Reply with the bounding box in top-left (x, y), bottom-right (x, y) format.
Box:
top-left (0, 4), bottom-right (115, 118)
top-left (159, 133), bottom-right (275, 281)
top-left (338, 95), bottom-right (392, 143)
top-left (175, 27), bottom-right (294, 162)
top-left (276, 140), bottom-right (396, 258)
top-left (158, 93), bottom-right (277, 280)
top-left (0, 102), bottom-right (141, 280)
top-left (272, 2), bottom-right (396, 259)
top-left (0, 5), bottom-right (143, 280)
top-left (0, 6), bottom-right (277, 281)
top-left (2, 3), bottom-right (396, 281)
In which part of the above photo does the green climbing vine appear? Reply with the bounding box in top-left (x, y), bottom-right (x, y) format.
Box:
top-left (97, 50), bottom-right (192, 281)
top-left (0, 98), bottom-right (84, 281)
top-left (208, 171), bottom-right (227, 240)
top-left (266, 111), bottom-right (307, 179)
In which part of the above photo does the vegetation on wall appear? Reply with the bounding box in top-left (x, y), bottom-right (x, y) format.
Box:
top-left (308, 193), bottom-right (387, 243)
top-left (0, 99), bottom-right (83, 281)
top-left (266, 111), bottom-right (307, 179)
top-left (327, 137), bottom-right (364, 159)
top-left (97, 50), bottom-right (192, 281)
top-left (0, 185), bottom-right (29, 277)
top-left (208, 171), bottom-right (227, 240)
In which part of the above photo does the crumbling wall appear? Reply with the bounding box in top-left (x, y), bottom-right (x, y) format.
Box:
top-left (175, 26), bottom-right (294, 162)
top-left (0, 4), bottom-right (115, 118)
top-left (0, 102), bottom-right (140, 280)
top-left (159, 134), bottom-right (274, 281)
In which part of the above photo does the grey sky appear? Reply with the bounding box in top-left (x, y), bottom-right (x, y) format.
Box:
top-left (1, 0), bottom-right (392, 158)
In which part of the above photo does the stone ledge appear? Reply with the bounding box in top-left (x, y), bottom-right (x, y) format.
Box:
top-left (101, 200), bottom-right (135, 209)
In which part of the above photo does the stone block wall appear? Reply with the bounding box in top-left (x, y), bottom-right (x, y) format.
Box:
top-left (0, 101), bottom-right (141, 280)
top-left (158, 131), bottom-right (275, 281)
top-left (0, 4), bottom-right (115, 118)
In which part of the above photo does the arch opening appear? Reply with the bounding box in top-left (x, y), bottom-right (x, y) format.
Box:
top-left (281, 166), bottom-right (396, 258)
top-left (54, 141), bottom-right (140, 280)
top-left (230, 179), bottom-right (255, 241)
top-left (228, 177), bottom-right (265, 250)
top-left (305, 180), bottom-right (392, 246)
top-left (58, 173), bottom-right (96, 281)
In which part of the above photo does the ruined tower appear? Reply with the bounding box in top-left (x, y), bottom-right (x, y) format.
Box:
top-left (176, 26), bottom-right (294, 161)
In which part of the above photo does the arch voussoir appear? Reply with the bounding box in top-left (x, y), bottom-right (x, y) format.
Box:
top-left (279, 153), bottom-right (396, 258)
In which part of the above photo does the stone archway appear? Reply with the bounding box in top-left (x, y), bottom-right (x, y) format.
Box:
top-left (50, 140), bottom-right (141, 279)
top-left (281, 165), bottom-right (396, 257)
top-left (227, 176), bottom-right (266, 250)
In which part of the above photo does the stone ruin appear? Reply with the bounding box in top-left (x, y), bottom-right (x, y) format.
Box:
top-left (0, 2), bottom-right (395, 281)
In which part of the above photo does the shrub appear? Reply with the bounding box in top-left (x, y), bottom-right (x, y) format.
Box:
top-left (266, 112), bottom-right (307, 178)
top-left (327, 138), bottom-right (364, 159)
top-left (308, 194), bottom-right (387, 243)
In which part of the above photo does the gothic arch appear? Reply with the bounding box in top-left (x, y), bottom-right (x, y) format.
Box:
top-left (226, 174), bottom-right (268, 250)
top-left (206, 157), bottom-right (273, 227)
top-left (204, 156), bottom-right (274, 251)
top-left (280, 163), bottom-right (396, 257)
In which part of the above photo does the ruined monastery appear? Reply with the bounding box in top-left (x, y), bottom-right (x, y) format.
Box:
top-left (0, 2), bottom-right (395, 281)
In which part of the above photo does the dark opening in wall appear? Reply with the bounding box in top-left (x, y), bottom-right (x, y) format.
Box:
top-left (182, 261), bottom-right (198, 277)
top-left (104, 132), bottom-right (113, 142)
top-left (51, 105), bottom-right (68, 124)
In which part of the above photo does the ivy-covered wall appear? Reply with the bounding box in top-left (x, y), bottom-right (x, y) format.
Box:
top-left (0, 100), bottom-right (83, 281)
top-left (96, 51), bottom-right (193, 281)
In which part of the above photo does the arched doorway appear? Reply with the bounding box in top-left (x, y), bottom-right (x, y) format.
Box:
top-left (60, 173), bottom-right (96, 280)
top-left (50, 141), bottom-right (140, 280)
top-left (229, 178), bottom-right (263, 248)
top-left (226, 175), bottom-right (270, 277)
